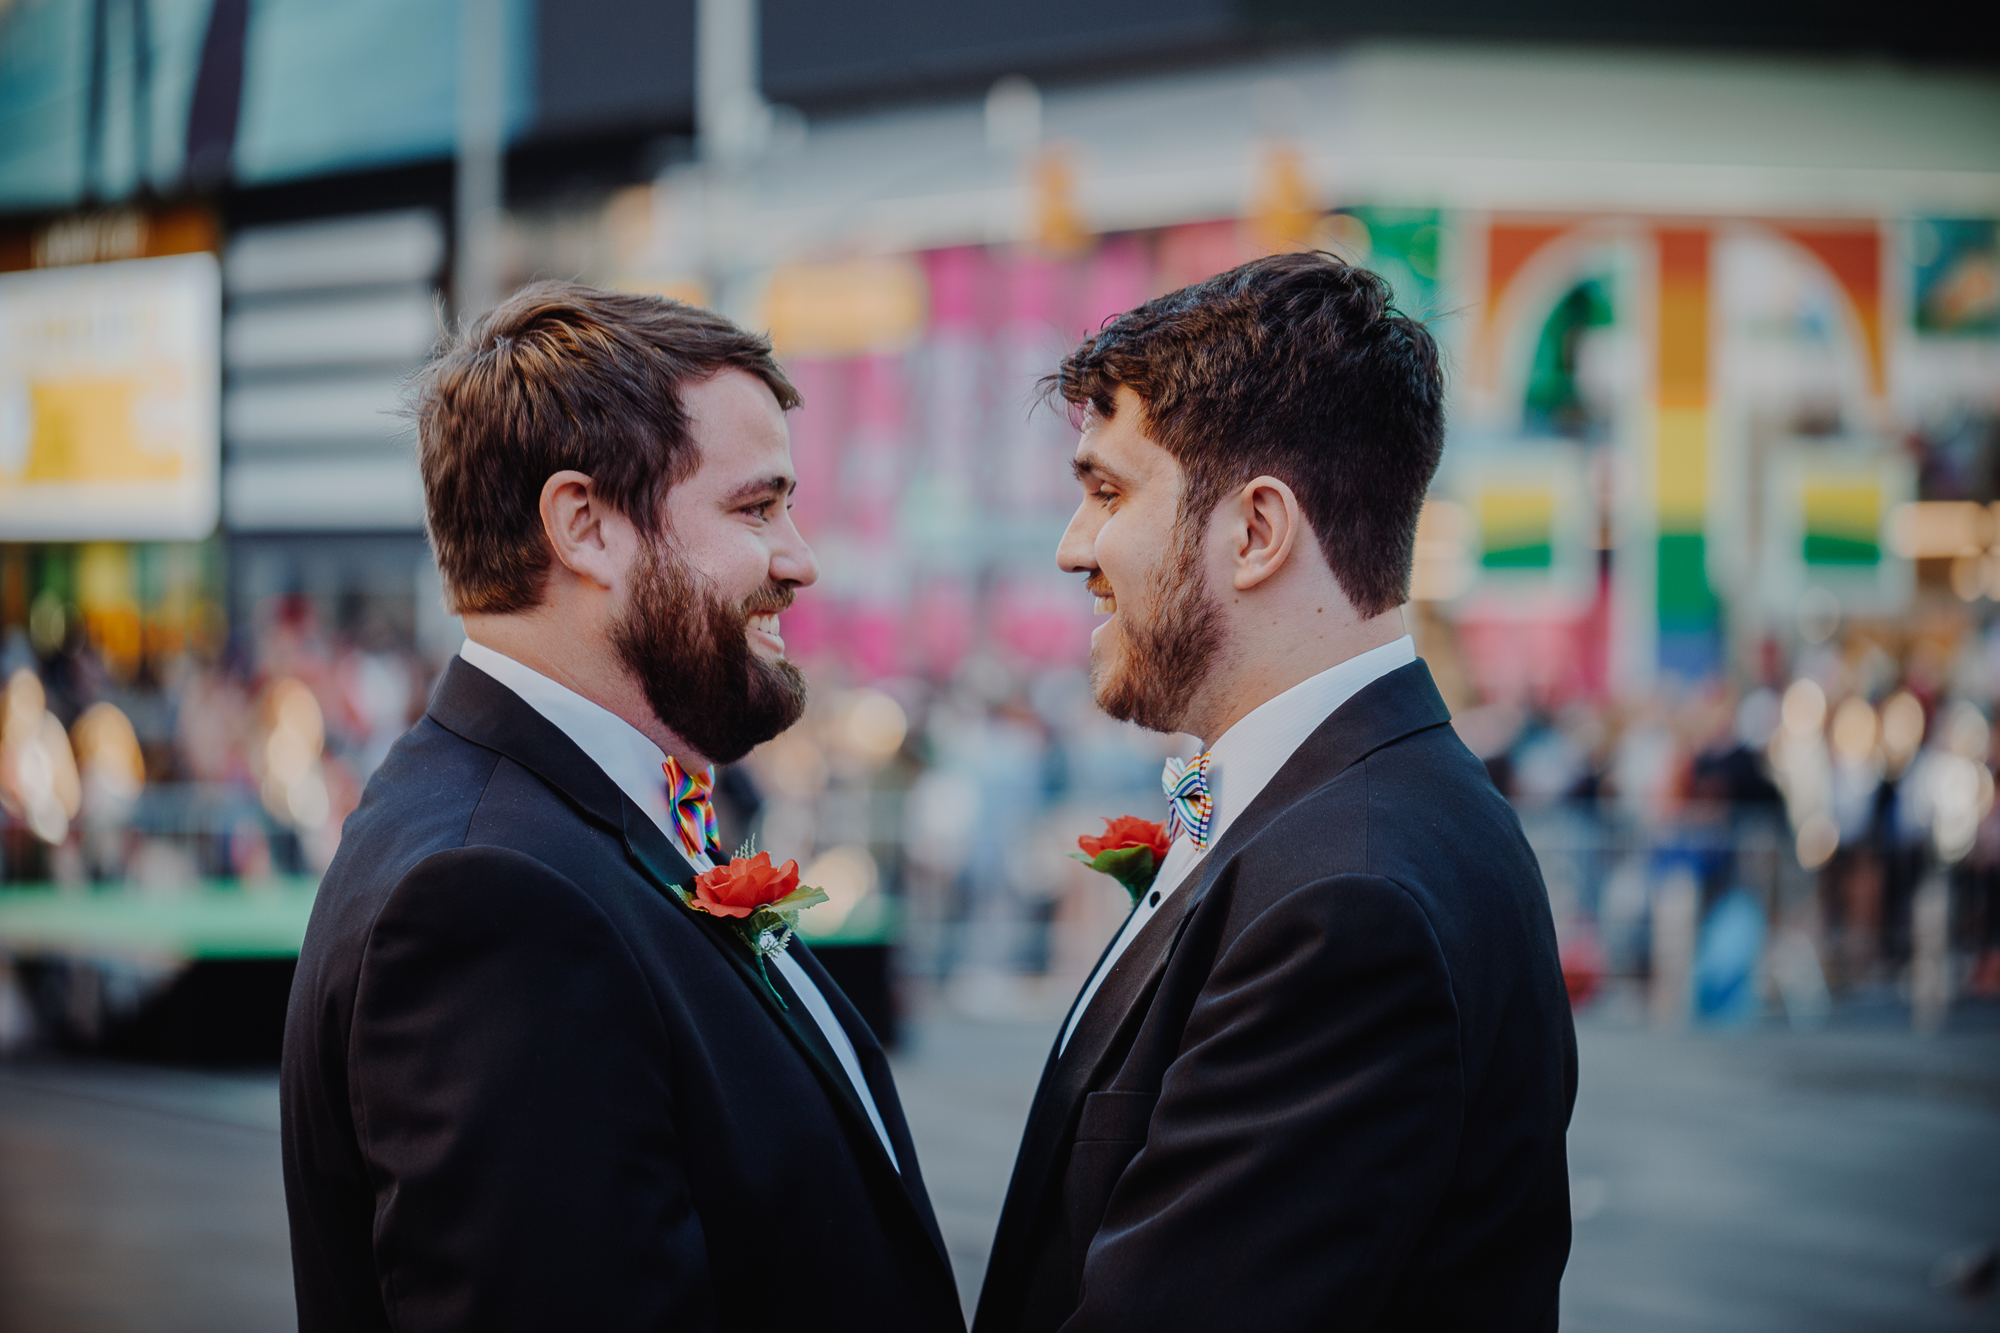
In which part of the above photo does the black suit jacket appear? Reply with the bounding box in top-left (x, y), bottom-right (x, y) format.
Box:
top-left (281, 660), bottom-right (964, 1333)
top-left (973, 662), bottom-right (1577, 1333)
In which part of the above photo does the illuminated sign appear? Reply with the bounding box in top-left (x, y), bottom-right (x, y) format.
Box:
top-left (0, 253), bottom-right (220, 539)
top-left (1759, 444), bottom-right (1912, 616)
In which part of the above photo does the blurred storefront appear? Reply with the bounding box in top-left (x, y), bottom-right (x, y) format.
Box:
top-left (554, 48), bottom-right (2000, 1018)
top-left (2, 0), bottom-right (1999, 1046)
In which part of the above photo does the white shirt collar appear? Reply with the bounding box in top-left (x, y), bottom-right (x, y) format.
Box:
top-left (457, 636), bottom-right (677, 838)
top-left (1195, 633), bottom-right (1416, 852)
top-left (454, 638), bottom-right (901, 1170)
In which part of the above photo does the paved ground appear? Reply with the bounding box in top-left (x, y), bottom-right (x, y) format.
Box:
top-left (0, 1062), bottom-right (291, 1333)
top-left (891, 1017), bottom-right (2000, 1330)
top-left (1559, 1025), bottom-right (1999, 1332)
top-left (0, 1018), bottom-right (1995, 1331)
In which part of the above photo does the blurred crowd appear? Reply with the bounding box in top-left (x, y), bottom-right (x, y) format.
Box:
top-left (6, 585), bottom-right (2000, 1029)
top-left (1455, 622), bottom-right (2000, 1025)
top-left (0, 592), bottom-right (427, 893)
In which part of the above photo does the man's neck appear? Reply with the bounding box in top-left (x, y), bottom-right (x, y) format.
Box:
top-left (1183, 606), bottom-right (1406, 747)
top-left (461, 611), bottom-right (704, 765)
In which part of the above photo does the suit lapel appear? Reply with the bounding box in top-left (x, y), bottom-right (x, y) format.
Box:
top-left (1052, 851), bottom-right (1213, 1092)
top-left (429, 658), bottom-right (948, 1280)
top-left (787, 942), bottom-right (954, 1270)
top-left (981, 660), bottom-right (1456, 1314)
top-left (982, 850), bottom-right (1213, 1306)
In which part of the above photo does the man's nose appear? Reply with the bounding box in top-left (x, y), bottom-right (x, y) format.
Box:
top-left (1057, 499), bottom-right (1099, 574)
top-left (771, 514), bottom-right (820, 589)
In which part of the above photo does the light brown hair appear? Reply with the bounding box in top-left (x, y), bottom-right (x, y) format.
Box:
top-left (413, 281), bottom-right (800, 614)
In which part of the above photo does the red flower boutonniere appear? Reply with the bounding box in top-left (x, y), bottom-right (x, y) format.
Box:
top-left (674, 844), bottom-right (829, 1005)
top-left (1072, 816), bottom-right (1171, 905)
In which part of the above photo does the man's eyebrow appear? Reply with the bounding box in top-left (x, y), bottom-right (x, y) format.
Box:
top-left (1072, 451), bottom-right (1128, 486)
top-left (722, 474), bottom-right (796, 506)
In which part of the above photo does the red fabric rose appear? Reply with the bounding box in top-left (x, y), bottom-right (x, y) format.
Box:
top-left (691, 852), bottom-right (801, 919)
top-left (1078, 815), bottom-right (1170, 863)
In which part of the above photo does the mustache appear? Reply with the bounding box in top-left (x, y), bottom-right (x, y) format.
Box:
top-left (742, 582), bottom-right (796, 617)
top-left (1084, 573), bottom-right (1114, 599)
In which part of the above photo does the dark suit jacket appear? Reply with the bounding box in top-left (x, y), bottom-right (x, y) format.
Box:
top-left (281, 660), bottom-right (964, 1333)
top-left (973, 662), bottom-right (1577, 1333)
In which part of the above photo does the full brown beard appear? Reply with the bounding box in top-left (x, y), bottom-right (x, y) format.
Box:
top-left (613, 539), bottom-right (809, 765)
top-left (1090, 520), bottom-right (1225, 734)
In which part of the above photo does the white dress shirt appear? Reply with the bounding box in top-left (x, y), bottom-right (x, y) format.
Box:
top-left (458, 637), bottom-right (900, 1169)
top-left (1058, 634), bottom-right (1417, 1055)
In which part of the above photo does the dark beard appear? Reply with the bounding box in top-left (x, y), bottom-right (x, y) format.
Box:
top-left (613, 542), bottom-right (809, 766)
top-left (1091, 520), bottom-right (1225, 733)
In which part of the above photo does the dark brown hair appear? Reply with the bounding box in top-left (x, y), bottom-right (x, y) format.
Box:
top-left (413, 280), bottom-right (800, 614)
top-left (1049, 251), bottom-right (1444, 616)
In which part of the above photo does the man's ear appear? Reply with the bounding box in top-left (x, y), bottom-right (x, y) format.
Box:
top-left (540, 470), bottom-right (621, 590)
top-left (1228, 475), bottom-right (1303, 592)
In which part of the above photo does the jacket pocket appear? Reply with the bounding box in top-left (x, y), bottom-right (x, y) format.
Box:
top-left (1064, 1090), bottom-right (1160, 1260)
top-left (1074, 1089), bottom-right (1158, 1144)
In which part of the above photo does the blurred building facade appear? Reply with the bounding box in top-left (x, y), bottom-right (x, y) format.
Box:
top-left (2, 1), bottom-right (1999, 1033)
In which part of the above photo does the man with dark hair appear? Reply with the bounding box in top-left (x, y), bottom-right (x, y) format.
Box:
top-left (974, 253), bottom-right (1577, 1332)
top-left (281, 282), bottom-right (962, 1333)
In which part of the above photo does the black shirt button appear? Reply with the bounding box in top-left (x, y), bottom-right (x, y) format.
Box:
top-left (1149, 891), bottom-right (1161, 906)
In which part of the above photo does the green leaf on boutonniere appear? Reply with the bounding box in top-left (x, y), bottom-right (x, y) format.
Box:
top-left (763, 883), bottom-right (831, 917)
top-left (1070, 845), bottom-right (1160, 905)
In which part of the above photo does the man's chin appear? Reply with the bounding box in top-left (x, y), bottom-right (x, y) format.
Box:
top-left (1088, 657), bottom-right (1139, 725)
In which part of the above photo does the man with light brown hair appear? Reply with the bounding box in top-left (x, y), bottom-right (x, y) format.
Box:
top-left (280, 283), bottom-right (962, 1333)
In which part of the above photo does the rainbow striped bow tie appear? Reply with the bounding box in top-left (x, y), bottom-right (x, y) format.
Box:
top-left (1162, 752), bottom-right (1216, 852)
top-left (662, 755), bottom-right (722, 862)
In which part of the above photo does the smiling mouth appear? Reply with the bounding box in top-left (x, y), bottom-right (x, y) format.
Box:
top-left (1093, 595), bottom-right (1116, 614)
top-left (1087, 576), bottom-right (1117, 616)
top-left (748, 614), bottom-right (784, 652)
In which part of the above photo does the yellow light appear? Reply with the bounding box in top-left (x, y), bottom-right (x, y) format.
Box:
top-left (1889, 501), bottom-right (1993, 559)
top-left (1795, 812), bottom-right (1839, 869)
top-left (754, 730), bottom-right (829, 801)
top-left (1780, 679), bottom-right (1827, 736)
top-left (72, 702), bottom-right (145, 803)
top-left (828, 689), bottom-right (908, 767)
top-left (1029, 145), bottom-right (1092, 257)
top-left (761, 257), bottom-right (929, 358)
top-left (1246, 142), bottom-right (1321, 256)
top-left (254, 677), bottom-right (328, 829)
top-left (800, 844), bottom-right (879, 936)
top-left (1830, 696), bottom-right (1878, 763)
top-left (1879, 691), bottom-right (1926, 769)
top-left (0, 669), bottom-right (81, 844)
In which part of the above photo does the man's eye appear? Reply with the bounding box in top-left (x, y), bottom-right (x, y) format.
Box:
top-left (1094, 488), bottom-right (1117, 506)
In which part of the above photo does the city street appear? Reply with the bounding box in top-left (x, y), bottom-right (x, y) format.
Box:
top-left (0, 1017), bottom-right (1995, 1331)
